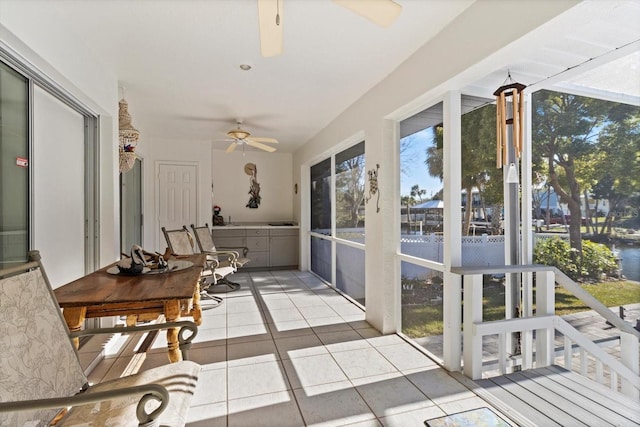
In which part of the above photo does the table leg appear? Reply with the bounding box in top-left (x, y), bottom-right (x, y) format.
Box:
top-left (62, 307), bottom-right (87, 349)
top-left (126, 315), bottom-right (138, 326)
top-left (164, 300), bottom-right (182, 363)
top-left (191, 281), bottom-right (203, 326)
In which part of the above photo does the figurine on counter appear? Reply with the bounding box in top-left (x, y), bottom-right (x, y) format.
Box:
top-left (213, 205), bottom-right (225, 226)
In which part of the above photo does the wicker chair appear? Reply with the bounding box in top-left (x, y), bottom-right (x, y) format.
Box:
top-left (162, 226), bottom-right (233, 300)
top-left (191, 223), bottom-right (251, 292)
top-left (0, 250), bottom-right (200, 427)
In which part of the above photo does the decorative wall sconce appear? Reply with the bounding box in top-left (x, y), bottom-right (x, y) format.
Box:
top-left (364, 163), bottom-right (380, 213)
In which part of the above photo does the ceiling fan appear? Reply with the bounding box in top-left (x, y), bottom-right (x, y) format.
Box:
top-left (258, 0), bottom-right (402, 57)
top-left (223, 121), bottom-right (279, 153)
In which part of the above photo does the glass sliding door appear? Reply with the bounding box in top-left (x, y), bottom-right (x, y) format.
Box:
top-left (0, 61), bottom-right (29, 268)
top-left (310, 158), bottom-right (332, 282)
top-left (309, 141), bottom-right (366, 306)
top-left (0, 53), bottom-right (100, 284)
top-left (334, 142), bottom-right (365, 303)
top-left (33, 85), bottom-right (86, 286)
top-left (310, 158), bottom-right (332, 236)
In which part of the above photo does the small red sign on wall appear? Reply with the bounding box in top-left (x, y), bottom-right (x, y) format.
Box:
top-left (16, 157), bottom-right (28, 168)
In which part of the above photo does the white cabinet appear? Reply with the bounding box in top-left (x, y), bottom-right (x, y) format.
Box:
top-left (211, 226), bottom-right (298, 269)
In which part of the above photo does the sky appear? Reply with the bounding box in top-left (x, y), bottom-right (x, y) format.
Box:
top-left (400, 129), bottom-right (442, 199)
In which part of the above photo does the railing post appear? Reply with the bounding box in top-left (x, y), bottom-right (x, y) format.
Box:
top-left (536, 270), bottom-right (555, 367)
top-left (620, 331), bottom-right (639, 399)
top-left (463, 273), bottom-right (483, 379)
top-left (443, 271), bottom-right (462, 371)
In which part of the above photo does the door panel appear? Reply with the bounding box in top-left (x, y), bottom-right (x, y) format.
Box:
top-left (157, 163), bottom-right (197, 249)
top-left (33, 85), bottom-right (85, 287)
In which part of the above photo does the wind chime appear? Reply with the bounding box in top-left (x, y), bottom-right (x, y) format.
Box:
top-left (494, 77), bottom-right (526, 171)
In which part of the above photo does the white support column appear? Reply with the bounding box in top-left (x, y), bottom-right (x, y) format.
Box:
top-left (365, 119), bottom-right (399, 334)
top-left (463, 273), bottom-right (483, 379)
top-left (521, 92), bottom-right (534, 266)
top-left (443, 90), bottom-right (462, 371)
top-left (521, 92), bottom-right (534, 369)
top-left (535, 270), bottom-right (555, 367)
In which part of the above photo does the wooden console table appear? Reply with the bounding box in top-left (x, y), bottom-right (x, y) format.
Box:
top-left (54, 254), bottom-right (206, 363)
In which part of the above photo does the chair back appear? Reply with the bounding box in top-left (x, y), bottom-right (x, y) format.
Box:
top-left (191, 224), bottom-right (218, 255)
top-left (0, 251), bottom-right (88, 426)
top-left (162, 226), bottom-right (197, 256)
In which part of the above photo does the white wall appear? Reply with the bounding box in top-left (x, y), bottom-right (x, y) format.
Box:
top-left (292, 0), bottom-right (580, 333)
top-left (212, 149), bottom-right (293, 223)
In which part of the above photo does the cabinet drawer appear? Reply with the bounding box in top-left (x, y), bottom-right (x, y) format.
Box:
top-left (247, 236), bottom-right (268, 251)
top-left (212, 228), bottom-right (246, 238)
top-left (246, 229), bottom-right (268, 237)
top-left (269, 228), bottom-right (299, 237)
top-left (214, 237), bottom-right (245, 249)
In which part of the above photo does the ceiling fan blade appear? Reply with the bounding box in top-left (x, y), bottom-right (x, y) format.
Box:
top-left (226, 142), bottom-right (238, 153)
top-left (247, 136), bottom-right (279, 144)
top-left (332, 0), bottom-right (402, 28)
top-left (258, 0), bottom-right (284, 57)
top-left (246, 139), bottom-right (277, 152)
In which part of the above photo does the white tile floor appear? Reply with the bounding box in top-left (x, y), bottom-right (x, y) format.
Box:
top-left (83, 270), bottom-right (514, 426)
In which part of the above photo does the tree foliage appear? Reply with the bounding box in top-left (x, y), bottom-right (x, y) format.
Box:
top-left (532, 90), bottom-right (639, 251)
top-left (533, 238), bottom-right (618, 281)
top-left (335, 148), bottom-right (365, 228)
top-left (425, 104), bottom-right (501, 235)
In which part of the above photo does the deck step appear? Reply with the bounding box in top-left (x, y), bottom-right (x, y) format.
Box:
top-left (473, 366), bottom-right (640, 427)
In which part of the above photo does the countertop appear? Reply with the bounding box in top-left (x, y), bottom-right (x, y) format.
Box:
top-left (212, 222), bottom-right (299, 230)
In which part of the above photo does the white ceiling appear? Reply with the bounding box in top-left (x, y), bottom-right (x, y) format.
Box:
top-left (463, 1), bottom-right (640, 105)
top-left (21, 0), bottom-right (474, 153)
top-left (10, 0), bottom-right (640, 153)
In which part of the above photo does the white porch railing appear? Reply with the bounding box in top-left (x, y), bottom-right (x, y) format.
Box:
top-left (452, 265), bottom-right (640, 399)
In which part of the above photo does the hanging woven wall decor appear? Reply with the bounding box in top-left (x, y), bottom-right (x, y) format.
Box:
top-left (494, 79), bottom-right (526, 169)
top-left (118, 98), bottom-right (140, 173)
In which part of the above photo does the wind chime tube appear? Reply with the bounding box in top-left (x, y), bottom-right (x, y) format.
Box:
top-left (518, 91), bottom-right (525, 155)
top-left (495, 82), bottom-right (526, 168)
top-left (496, 96), bottom-right (503, 169)
top-left (512, 89), bottom-right (520, 159)
top-left (501, 91), bottom-right (508, 166)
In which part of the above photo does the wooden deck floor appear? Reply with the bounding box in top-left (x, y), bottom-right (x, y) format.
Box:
top-left (469, 365), bottom-right (640, 426)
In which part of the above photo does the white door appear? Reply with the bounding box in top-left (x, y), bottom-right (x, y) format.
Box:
top-left (157, 162), bottom-right (198, 250)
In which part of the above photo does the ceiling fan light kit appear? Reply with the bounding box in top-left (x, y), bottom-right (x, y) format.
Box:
top-left (227, 128), bottom-right (251, 140)
top-left (222, 121), bottom-right (278, 154)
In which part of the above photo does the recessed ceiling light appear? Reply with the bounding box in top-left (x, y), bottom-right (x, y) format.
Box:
top-left (239, 64), bottom-right (252, 71)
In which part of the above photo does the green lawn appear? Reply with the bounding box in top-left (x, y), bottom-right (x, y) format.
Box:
top-left (401, 280), bottom-right (640, 338)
